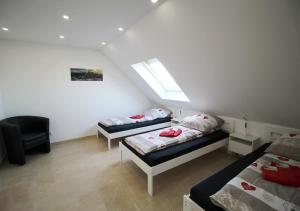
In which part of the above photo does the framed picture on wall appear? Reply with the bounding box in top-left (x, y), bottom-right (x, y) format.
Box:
top-left (70, 68), bottom-right (103, 81)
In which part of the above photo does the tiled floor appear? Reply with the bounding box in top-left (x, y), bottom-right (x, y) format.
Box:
top-left (0, 136), bottom-right (236, 211)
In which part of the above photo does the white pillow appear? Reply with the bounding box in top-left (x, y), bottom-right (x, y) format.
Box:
top-left (144, 108), bottom-right (171, 119)
top-left (181, 113), bottom-right (219, 132)
top-left (265, 134), bottom-right (300, 161)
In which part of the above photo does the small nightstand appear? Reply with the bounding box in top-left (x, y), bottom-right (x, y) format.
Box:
top-left (171, 118), bottom-right (181, 126)
top-left (228, 133), bottom-right (260, 155)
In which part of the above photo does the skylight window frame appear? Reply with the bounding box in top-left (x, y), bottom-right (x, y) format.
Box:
top-left (131, 58), bottom-right (190, 102)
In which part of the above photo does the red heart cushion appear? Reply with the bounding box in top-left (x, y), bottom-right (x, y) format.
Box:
top-left (159, 128), bottom-right (182, 137)
top-left (262, 165), bottom-right (300, 187)
top-left (159, 129), bottom-right (175, 137)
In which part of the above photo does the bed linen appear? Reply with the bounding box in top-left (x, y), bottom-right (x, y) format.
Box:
top-left (99, 116), bottom-right (153, 127)
top-left (210, 153), bottom-right (300, 211)
top-left (181, 113), bottom-right (219, 132)
top-left (98, 117), bottom-right (171, 133)
top-left (124, 125), bottom-right (202, 155)
top-left (190, 143), bottom-right (270, 211)
top-left (122, 130), bottom-right (229, 167)
top-left (99, 108), bottom-right (171, 127)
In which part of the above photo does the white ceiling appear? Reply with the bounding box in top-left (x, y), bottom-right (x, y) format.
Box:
top-left (0, 0), bottom-right (165, 49)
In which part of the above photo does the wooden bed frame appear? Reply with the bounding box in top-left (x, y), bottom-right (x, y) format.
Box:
top-left (182, 124), bottom-right (300, 211)
top-left (97, 121), bottom-right (171, 150)
top-left (119, 136), bottom-right (228, 196)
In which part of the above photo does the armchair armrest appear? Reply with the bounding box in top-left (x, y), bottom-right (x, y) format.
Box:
top-left (0, 122), bottom-right (24, 161)
top-left (1, 122), bottom-right (22, 140)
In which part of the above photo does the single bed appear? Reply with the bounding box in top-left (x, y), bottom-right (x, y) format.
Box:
top-left (183, 127), bottom-right (300, 211)
top-left (97, 116), bottom-right (171, 150)
top-left (183, 143), bottom-right (271, 211)
top-left (120, 129), bottom-right (229, 196)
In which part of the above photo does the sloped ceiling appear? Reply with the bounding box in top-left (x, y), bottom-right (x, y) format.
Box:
top-left (103, 0), bottom-right (300, 128)
top-left (0, 0), bottom-right (166, 49)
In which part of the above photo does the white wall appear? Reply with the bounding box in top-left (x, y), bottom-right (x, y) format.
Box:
top-left (0, 40), bottom-right (152, 142)
top-left (103, 0), bottom-right (300, 128)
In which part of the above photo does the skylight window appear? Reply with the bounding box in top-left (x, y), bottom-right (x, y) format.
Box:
top-left (132, 58), bottom-right (189, 102)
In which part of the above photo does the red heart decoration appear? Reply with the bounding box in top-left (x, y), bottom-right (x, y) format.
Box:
top-left (278, 156), bottom-right (289, 161)
top-left (241, 182), bottom-right (256, 191)
top-left (251, 162), bottom-right (258, 167)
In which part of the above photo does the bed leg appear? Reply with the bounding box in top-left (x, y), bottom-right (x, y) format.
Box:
top-left (147, 174), bottom-right (153, 196)
top-left (108, 138), bottom-right (111, 150)
top-left (120, 145), bottom-right (123, 162)
top-left (183, 195), bottom-right (189, 211)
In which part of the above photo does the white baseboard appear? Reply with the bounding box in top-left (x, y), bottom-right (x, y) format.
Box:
top-left (51, 134), bottom-right (96, 144)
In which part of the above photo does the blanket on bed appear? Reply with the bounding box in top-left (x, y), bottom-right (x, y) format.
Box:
top-left (210, 153), bottom-right (300, 211)
top-left (99, 108), bottom-right (171, 127)
top-left (124, 126), bottom-right (202, 155)
top-left (100, 116), bottom-right (154, 127)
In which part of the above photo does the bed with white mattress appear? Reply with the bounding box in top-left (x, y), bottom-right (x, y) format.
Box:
top-left (120, 113), bottom-right (231, 196)
top-left (97, 108), bottom-right (172, 150)
top-left (183, 128), bottom-right (300, 211)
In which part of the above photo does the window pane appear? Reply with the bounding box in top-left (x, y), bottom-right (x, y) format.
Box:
top-left (132, 58), bottom-right (190, 102)
top-left (131, 63), bottom-right (164, 95)
top-left (147, 59), bottom-right (181, 91)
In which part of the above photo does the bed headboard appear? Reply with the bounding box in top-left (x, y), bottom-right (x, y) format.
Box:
top-left (169, 107), bottom-right (300, 143)
top-left (168, 107), bottom-right (235, 133)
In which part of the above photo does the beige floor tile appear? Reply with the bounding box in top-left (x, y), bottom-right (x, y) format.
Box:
top-left (0, 136), bottom-right (236, 211)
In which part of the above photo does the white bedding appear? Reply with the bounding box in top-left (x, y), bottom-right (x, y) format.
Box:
top-left (100, 116), bottom-right (154, 127)
top-left (99, 108), bottom-right (171, 127)
top-left (124, 125), bottom-right (202, 155)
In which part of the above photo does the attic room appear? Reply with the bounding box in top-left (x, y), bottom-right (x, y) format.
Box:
top-left (0, 0), bottom-right (299, 211)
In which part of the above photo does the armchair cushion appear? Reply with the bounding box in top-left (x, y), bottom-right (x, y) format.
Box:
top-left (22, 132), bottom-right (48, 150)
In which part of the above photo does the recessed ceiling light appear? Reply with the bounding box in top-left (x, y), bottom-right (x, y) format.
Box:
top-left (151, 0), bottom-right (159, 4)
top-left (59, 35), bottom-right (65, 39)
top-left (118, 27), bottom-right (124, 32)
top-left (62, 15), bottom-right (70, 20)
top-left (101, 42), bottom-right (107, 46)
top-left (2, 27), bottom-right (9, 31)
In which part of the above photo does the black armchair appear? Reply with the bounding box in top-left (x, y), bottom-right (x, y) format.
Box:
top-left (0, 116), bottom-right (50, 165)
